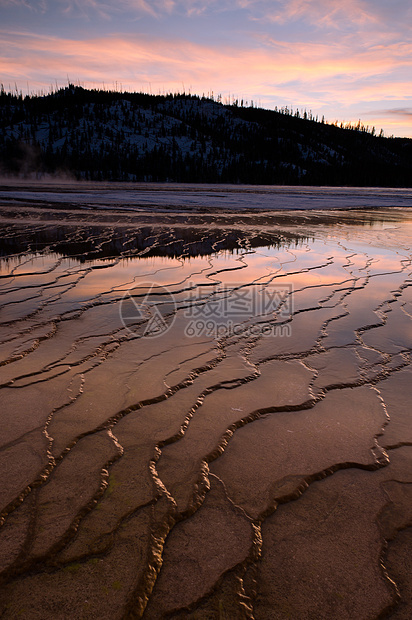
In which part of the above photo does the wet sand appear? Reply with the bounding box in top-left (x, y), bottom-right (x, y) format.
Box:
top-left (1, 185), bottom-right (412, 618)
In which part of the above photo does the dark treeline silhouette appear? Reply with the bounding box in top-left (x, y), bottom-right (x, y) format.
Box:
top-left (1, 84), bottom-right (411, 186)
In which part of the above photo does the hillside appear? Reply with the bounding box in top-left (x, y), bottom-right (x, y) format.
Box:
top-left (1, 85), bottom-right (411, 186)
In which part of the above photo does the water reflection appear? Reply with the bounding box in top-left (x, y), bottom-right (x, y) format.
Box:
top-left (0, 224), bottom-right (309, 267)
top-left (1, 199), bottom-right (412, 619)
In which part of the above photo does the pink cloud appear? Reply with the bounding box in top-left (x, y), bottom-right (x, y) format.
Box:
top-left (265, 0), bottom-right (380, 26)
top-left (2, 30), bottom-right (410, 83)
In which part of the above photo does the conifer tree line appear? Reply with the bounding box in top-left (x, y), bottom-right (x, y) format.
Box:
top-left (0, 84), bottom-right (411, 186)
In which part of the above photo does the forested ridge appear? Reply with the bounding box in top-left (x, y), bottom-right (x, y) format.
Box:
top-left (1, 85), bottom-right (411, 186)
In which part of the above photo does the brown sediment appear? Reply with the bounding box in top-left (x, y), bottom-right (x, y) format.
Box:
top-left (1, 190), bottom-right (412, 618)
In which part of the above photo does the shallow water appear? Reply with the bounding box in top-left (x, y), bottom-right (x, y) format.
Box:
top-left (1, 186), bottom-right (412, 618)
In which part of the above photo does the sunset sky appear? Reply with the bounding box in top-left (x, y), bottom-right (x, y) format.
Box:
top-left (1, 0), bottom-right (412, 137)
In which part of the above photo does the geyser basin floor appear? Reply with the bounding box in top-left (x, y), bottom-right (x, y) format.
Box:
top-left (1, 185), bottom-right (412, 619)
